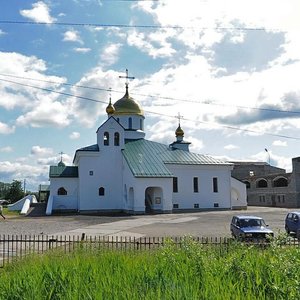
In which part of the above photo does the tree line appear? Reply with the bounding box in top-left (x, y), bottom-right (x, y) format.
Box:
top-left (0, 180), bottom-right (28, 203)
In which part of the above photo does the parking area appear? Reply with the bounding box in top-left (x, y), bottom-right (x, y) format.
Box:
top-left (0, 206), bottom-right (291, 238)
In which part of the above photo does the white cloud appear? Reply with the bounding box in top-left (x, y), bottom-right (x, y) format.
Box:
top-left (74, 47), bottom-right (91, 53)
top-left (0, 29), bottom-right (6, 36)
top-left (224, 144), bottom-right (239, 150)
top-left (0, 146), bottom-right (13, 153)
top-left (31, 146), bottom-right (53, 157)
top-left (127, 30), bottom-right (176, 58)
top-left (100, 43), bottom-right (122, 66)
top-left (188, 137), bottom-right (204, 153)
top-left (63, 30), bottom-right (83, 44)
top-left (272, 140), bottom-right (287, 147)
top-left (69, 132), bottom-right (80, 139)
top-left (0, 122), bottom-right (15, 134)
top-left (0, 52), bottom-right (70, 128)
top-left (16, 97), bottom-right (71, 128)
top-left (67, 68), bottom-right (120, 127)
top-left (20, 1), bottom-right (56, 23)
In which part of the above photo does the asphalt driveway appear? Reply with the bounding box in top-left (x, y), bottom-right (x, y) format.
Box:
top-left (0, 206), bottom-right (291, 238)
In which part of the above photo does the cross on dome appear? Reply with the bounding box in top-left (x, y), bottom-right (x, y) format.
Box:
top-left (59, 151), bottom-right (64, 161)
top-left (119, 69), bottom-right (135, 88)
top-left (175, 112), bottom-right (183, 126)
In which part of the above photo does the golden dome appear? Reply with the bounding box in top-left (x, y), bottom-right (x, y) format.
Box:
top-left (106, 98), bottom-right (115, 115)
top-left (113, 85), bottom-right (144, 116)
top-left (175, 124), bottom-right (184, 137)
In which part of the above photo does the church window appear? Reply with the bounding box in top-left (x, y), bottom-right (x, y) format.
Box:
top-left (104, 132), bottom-right (109, 146)
top-left (99, 187), bottom-right (105, 196)
top-left (140, 119), bottom-right (143, 130)
top-left (129, 117), bottom-right (132, 129)
top-left (256, 179), bottom-right (267, 188)
top-left (173, 177), bottom-right (178, 193)
top-left (114, 132), bottom-right (120, 146)
top-left (213, 177), bottom-right (218, 193)
top-left (89, 171), bottom-right (93, 176)
top-left (194, 203), bottom-right (199, 208)
top-left (173, 204), bottom-right (179, 209)
top-left (58, 187), bottom-right (67, 195)
top-left (193, 177), bottom-right (199, 193)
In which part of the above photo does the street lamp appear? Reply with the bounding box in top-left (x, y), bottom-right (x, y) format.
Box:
top-left (265, 148), bottom-right (270, 166)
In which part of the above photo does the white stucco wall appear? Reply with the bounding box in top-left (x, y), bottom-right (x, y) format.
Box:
top-left (230, 177), bottom-right (247, 209)
top-left (50, 177), bottom-right (79, 210)
top-left (167, 164), bottom-right (233, 209)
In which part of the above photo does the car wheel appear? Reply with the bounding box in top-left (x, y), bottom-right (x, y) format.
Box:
top-left (285, 226), bottom-right (290, 235)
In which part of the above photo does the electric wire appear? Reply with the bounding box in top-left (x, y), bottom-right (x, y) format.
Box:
top-left (0, 20), bottom-right (276, 31)
top-left (0, 73), bottom-right (299, 116)
top-left (1, 77), bottom-right (300, 141)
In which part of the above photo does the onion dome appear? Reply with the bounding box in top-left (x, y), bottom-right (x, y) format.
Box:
top-left (175, 124), bottom-right (184, 137)
top-left (106, 97), bottom-right (115, 115)
top-left (58, 160), bottom-right (65, 167)
top-left (113, 85), bottom-right (144, 116)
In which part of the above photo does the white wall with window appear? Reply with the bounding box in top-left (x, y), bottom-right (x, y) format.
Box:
top-left (167, 164), bottom-right (233, 209)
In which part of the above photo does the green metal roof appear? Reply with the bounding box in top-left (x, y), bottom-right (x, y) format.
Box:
top-left (123, 139), bottom-right (230, 178)
top-left (49, 166), bottom-right (78, 178)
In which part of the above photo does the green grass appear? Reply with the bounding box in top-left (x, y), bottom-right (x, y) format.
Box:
top-left (2, 207), bottom-right (21, 217)
top-left (0, 237), bottom-right (300, 299)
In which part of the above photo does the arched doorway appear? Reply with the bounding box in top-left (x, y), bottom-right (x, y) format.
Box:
top-left (145, 187), bottom-right (163, 214)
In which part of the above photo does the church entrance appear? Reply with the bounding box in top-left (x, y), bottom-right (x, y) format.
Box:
top-left (145, 187), bottom-right (163, 214)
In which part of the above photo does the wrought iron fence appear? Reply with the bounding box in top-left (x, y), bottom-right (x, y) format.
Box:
top-left (0, 234), bottom-right (299, 268)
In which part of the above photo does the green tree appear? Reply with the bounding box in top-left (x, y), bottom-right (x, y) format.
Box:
top-left (5, 180), bottom-right (24, 203)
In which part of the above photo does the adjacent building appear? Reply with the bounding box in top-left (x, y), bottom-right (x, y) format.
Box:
top-left (231, 157), bottom-right (300, 208)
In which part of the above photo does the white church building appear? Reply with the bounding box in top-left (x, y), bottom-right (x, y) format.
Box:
top-left (46, 75), bottom-right (246, 215)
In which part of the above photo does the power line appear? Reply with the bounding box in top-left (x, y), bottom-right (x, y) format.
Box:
top-left (1, 77), bottom-right (300, 141)
top-left (0, 20), bottom-right (275, 31)
top-left (0, 73), bottom-right (299, 116)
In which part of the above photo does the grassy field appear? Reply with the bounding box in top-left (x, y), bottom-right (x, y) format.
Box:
top-left (2, 207), bottom-right (21, 218)
top-left (0, 237), bottom-right (299, 299)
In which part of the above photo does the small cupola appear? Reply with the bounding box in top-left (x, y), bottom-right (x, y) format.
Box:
top-left (106, 96), bottom-right (115, 115)
top-left (175, 124), bottom-right (184, 142)
top-left (169, 115), bottom-right (191, 152)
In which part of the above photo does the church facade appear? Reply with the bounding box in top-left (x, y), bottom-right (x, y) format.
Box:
top-left (47, 78), bottom-right (246, 215)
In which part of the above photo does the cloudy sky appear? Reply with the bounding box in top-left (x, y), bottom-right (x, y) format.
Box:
top-left (0, 0), bottom-right (300, 191)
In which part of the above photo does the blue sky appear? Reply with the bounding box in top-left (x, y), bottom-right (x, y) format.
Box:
top-left (0, 0), bottom-right (300, 191)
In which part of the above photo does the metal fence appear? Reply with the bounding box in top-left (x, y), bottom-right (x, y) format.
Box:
top-left (0, 234), bottom-right (299, 268)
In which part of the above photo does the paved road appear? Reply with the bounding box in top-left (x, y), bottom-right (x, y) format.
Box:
top-left (0, 207), bottom-right (291, 238)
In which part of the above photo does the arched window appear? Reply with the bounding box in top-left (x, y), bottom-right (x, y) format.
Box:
top-left (114, 132), bottom-right (120, 146)
top-left (99, 187), bottom-right (105, 196)
top-left (243, 181), bottom-right (250, 189)
top-left (140, 119), bottom-right (143, 130)
top-left (273, 177), bottom-right (288, 187)
top-left (58, 187), bottom-right (67, 195)
top-left (256, 179), bottom-right (268, 188)
top-left (129, 117), bottom-right (132, 129)
top-left (104, 132), bottom-right (109, 146)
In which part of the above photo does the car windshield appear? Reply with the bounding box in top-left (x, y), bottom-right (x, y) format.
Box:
top-left (240, 218), bottom-right (264, 227)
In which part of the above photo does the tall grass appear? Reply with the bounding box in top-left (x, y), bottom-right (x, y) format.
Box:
top-left (0, 237), bottom-right (300, 299)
